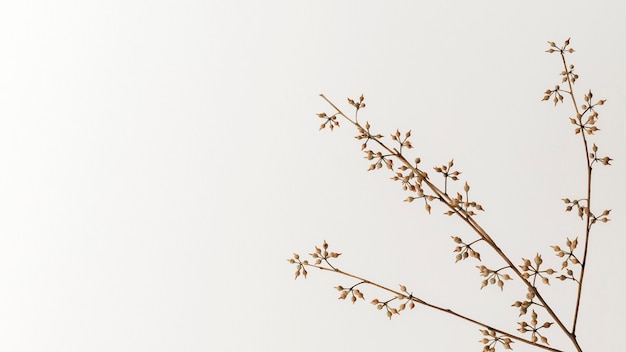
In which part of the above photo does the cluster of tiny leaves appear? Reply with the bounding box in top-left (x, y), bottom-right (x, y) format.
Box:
top-left (476, 265), bottom-right (513, 291)
top-left (560, 90), bottom-right (605, 136)
top-left (550, 237), bottom-right (580, 281)
top-left (451, 236), bottom-right (482, 262)
top-left (542, 39), bottom-right (575, 105)
top-left (589, 143), bottom-right (613, 167)
top-left (289, 253), bottom-right (308, 279)
top-left (371, 285), bottom-right (416, 320)
top-left (288, 240), bottom-right (341, 279)
top-left (519, 254), bottom-right (555, 286)
top-left (517, 310), bottom-right (553, 345)
top-left (561, 198), bottom-right (612, 223)
top-left (442, 178), bottom-right (485, 216)
top-left (348, 94), bottom-right (367, 111)
top-left (335, 284), bottom-right (365, 304)
top-left (479, 329), bottom-right (513, 352)
top-left (512, 287), bottom-right (537, 316)
top-left (317, 112), bottom-right (339, 130)
top-left (391, 159), bottom-right (423, 192)
top-left (512, 254), bottom-right (556, 333)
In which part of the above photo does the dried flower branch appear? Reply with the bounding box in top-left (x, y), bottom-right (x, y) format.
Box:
top-left (289, 241), bottom-right (564, 352)
top-left (543, 38), bottom-right (612, 336)
top-left (289, 39), bottom-right (612, 352)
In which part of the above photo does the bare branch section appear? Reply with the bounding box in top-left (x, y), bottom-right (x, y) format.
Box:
top-left (290, 39), bottom-right (612, 352)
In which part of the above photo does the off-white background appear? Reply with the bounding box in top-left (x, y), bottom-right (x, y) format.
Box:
top-left (1, 1), bottom-right (624, 351)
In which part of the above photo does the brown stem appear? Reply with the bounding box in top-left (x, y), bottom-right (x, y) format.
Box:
top-left (305, 263), bottom-right (565, 352)
top-left (559, 50), bottom-right (592, 337)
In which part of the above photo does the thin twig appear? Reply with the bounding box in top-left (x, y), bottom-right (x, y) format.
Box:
top-left (304, 262), bottom-right (565, 352)
top-left (559, 47), bottom-right (592, 337)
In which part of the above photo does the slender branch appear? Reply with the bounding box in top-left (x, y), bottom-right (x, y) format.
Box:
top-left (303, 262), bottom-right (565, 352)
top-left (559, 48), bottom-right (593, 336)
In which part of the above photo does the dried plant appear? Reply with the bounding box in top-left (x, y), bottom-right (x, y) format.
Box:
top-left (288, 39), bottom-right (613, 352)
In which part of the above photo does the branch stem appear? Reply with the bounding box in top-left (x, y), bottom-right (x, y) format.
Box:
top-left (305, 263), bottom-right (565, 352)
top-left (560, 49), bottom-right (593, 337)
